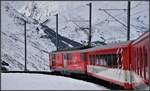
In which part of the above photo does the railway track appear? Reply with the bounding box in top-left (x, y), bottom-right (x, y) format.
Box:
top-left (2, 70), bottom-right (124, 90)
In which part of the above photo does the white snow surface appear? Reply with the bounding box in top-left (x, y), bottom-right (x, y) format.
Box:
top-left (1, 73), bottom-right (108, 90)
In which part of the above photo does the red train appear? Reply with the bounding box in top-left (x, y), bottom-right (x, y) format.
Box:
top-left (49, 31), bottom-right (149, 89)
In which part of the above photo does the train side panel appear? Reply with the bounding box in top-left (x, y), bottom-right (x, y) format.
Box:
top-left (48, 32), bottom-right (149, 90)
top-left (130, 32), bottom-right (149, 89)
top-left (49, 51), bottom-right (87, 74)
top-left (86, 43), bottom-right (132, 89)
top-left (65, 52), bottom-right (86, 74)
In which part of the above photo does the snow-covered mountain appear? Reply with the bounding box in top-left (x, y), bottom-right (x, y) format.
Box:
top-left (1, 1), bottom-right (149, 71)
top-left (18, 1), bottom-right (149, 43)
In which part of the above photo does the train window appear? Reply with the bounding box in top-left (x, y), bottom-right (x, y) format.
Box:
top-left (95, 54), bottom-right (120, 67)
top-left (107, 55), bottom-right (112, 66)
top-left (133, 49), bottom-right (137, 72)
top-left (96, 55), bottom-right (99, 65)
top-left (64, 53), bottom-right (72, 60)
top-left (64, 54), bottom-right (67, 60)
top-left (93, 55), bottom-right (96, 65)
top-left (104, 56), bottom-right (107, 66)
top-left (137, 48), bottom-right (139, 74)
top-left (68, 53), bottom-right (72, 60)
top-left (144, 47), bottom-right (147, 79)
top-left (97, 55), bottom-right (101, 65)
top-left (140, 47), bottom-right (143, 77)
top-left (137, 48), bottom-right (140, 75)
top-left (89, 55), bottom-right (95, 65)
top-left (89, 55), bottom-right (93, 65)
top-left (142, 47), bottom-right (145, 78)
top-left (144, 47), bottom-right (147, 67)
top-left (92, 56), bottom-right (94, 65)
top-left (113, 54), bottom-right (118, 66)
top-left (136, 48), bottom-right (138, 73)
top-left (80, 53), bottom-right (86, 61)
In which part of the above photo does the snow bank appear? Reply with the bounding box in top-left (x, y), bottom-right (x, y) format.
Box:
top-left (1, 73), bottom-right (108, 90)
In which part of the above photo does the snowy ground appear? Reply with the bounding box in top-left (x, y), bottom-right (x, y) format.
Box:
top-left (1, 73), bottom-right (108, 90)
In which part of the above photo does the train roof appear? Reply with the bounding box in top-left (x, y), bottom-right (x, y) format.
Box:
top-left (50, 31), bottom-right (149, 54)
top-left (51, 41), bottom-right (132, 54)
top-left (132, 31), bottom-right (149, 45)
top-left (85, 41), bottom-right (132, 52)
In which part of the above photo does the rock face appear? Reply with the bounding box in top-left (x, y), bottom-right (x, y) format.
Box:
top-left (1, 1), bottom-right (149, 71)
top-left (1, 61), bottom-right (9, 71)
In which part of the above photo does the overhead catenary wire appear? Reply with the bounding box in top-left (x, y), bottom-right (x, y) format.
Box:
top-left (62, 4), bottom-right (126, 30)
top-left (62, 7), bottom-right (127, 35)
top-left (98, 8), bottom-right (147, 32)
top-left (130, 1), bottom-right (142, 9)
top-left (99, 2), bottom-right (146, 19)
top-left (55, 2), bottom-right (147, 37)
top-left (61, 4), bottom-right (90, 31)
top-left (60, 1), bottom-right (147, 28)
top-left (99, 8), bottom-right (127, 30)
top-left (99, 9), bottom-right (127, 11)
top-left (62, 15), bottom-right (85, 30)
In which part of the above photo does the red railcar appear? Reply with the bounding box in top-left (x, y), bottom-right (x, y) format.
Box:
top-left (49, 50), bottom-right (87, 74)
top-left (49, 31), bottom-right (149, 89)
top-left (85, 41), bottom-right (133, 89)
top-left (130, 32), bottom-right (149, 89)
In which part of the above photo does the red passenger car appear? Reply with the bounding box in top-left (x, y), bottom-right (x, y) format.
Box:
top-left (86, 41), bottom-right (133, 89)
top-left (49, 49), bottom-right (87, 74)
top-left (130, 31), bottom-right (149, 89)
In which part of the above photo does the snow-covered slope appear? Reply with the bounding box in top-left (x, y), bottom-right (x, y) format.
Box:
top-left (1, 2), bottom-right (56, 71)
top-left (1, 73), bottom-right (108, 90)
top-left (1, 1), bottom-right (149, 71)
top-left (18, 1), bottom-right (149, 43)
